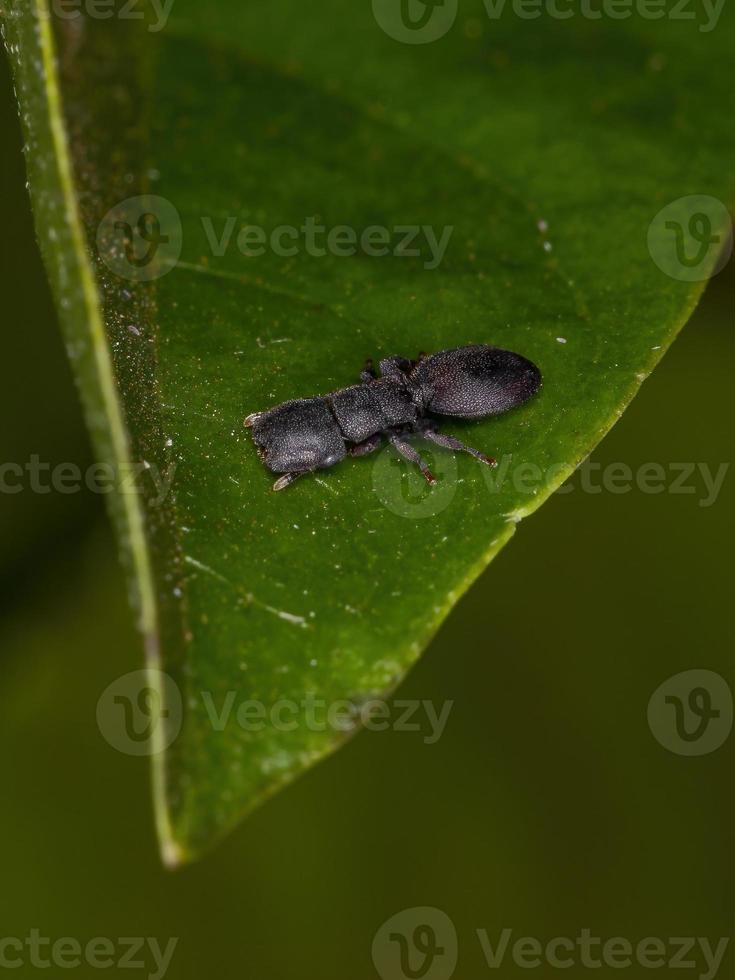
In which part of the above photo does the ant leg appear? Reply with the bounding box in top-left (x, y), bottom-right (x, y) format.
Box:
top-left (272, 472), bottom-right (306, 492)
top-left (389, 433), bottom-right (437, 485)
top-left (360, 358), bottom-right (377, 383)
top-left (379, 356), bottom-right (412, 380)
top-left (349, 433), bottom-right (383, 457)
top-left (421, 425), bottom-right (497, 467)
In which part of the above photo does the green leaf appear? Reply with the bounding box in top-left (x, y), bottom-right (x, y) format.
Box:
top-left (3, 0), bottom-right (733, 862)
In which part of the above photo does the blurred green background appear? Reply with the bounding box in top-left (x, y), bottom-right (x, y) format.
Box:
top-left (1, 38), bottom-right (733, 980)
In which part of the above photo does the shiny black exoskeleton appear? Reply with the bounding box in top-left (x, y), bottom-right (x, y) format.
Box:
top-left (245, 345), bottom-right (542, 491)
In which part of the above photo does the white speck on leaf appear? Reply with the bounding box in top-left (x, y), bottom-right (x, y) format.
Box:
top-left (184, 556), bottom-right (307, 627)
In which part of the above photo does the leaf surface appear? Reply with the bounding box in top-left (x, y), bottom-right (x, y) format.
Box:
top-left (2, 0), bottom-right (734, 860)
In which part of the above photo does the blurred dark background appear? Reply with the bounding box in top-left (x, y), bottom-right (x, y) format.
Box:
top-left (1, 42), bottom-right (733, 980)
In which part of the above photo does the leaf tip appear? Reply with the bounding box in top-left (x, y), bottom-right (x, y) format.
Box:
top-left (158, 831), bottom-right (188, 871)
